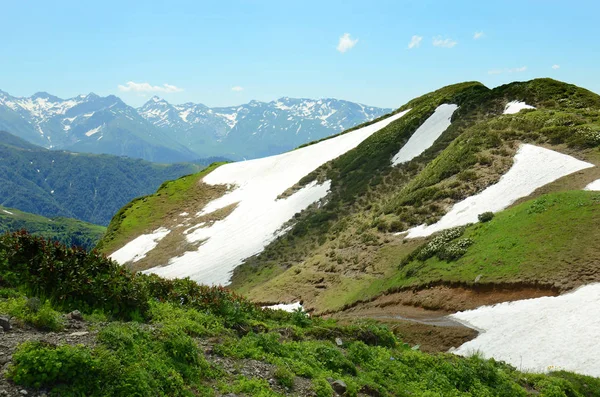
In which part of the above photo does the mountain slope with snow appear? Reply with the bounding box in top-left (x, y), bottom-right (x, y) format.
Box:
top-left (101, 78), bottom-right (600, 312)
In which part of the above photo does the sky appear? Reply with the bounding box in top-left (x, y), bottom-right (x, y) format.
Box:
top-left (2, 0), bottom-right (599, 109)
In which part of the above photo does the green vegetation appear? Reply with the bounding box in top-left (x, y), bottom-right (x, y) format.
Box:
top-left (0, 131), bottom-right (203, 225)
top-left (2, 233), bottom-right (600, 396)
top-left (0, 205), bottom-right (105, 250)
top-left (230, 78), bottom-right (600, 313)
top-left (395, 190), bottom-right (600, 289)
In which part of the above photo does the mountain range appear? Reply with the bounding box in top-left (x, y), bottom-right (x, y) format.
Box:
top-left (100, 78), bottom-right (600, 377)
top-left (0, 89), bottom-right (391, 162)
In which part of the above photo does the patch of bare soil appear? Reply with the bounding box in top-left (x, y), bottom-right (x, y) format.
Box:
top-left (327, 283), bottom-right (559, 352)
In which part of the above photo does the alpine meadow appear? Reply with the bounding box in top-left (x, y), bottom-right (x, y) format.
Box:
top-left (2, 1), bottom-right (600, 396)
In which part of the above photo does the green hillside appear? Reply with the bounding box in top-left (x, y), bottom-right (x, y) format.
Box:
top-left (230, 79), bottom-right (600, 311)
top-left (0, 131), bottom-right (204, 225)
top-left (1, 232), bottom-right (598, 396)
top-left (0, 205), bottom-right (105, 250)
top-left (99, 78), bottom-right (600, 315)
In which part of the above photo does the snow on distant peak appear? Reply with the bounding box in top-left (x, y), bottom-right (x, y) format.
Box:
top-left (392, 104), bottom-right (458, 166)
top-left (584, 179), bottom-right (600, 191)
top-left (134, 109), bottom-right (411, 285)
top-left (406, 144), bottom-right (593, 238)
top-left (504, 101), bottom-right (535, 114)
top-left (85, 125), bottom-right (103, 137)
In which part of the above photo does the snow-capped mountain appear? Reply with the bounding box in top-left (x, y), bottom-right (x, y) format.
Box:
top-left (0, 90), bottom-right (202, 162)
top-left (138, 96), bottom-right (392, 159)
top-left (0, 89), bottom-right (391, 162)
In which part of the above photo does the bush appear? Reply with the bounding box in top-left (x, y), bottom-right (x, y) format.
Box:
top-left (7, 342), bottom-right (101, 391)
top-left (0, 297), bottom-right (64, 331)
top-left (478, 212), bottom-right (495, 223)
top-left (313, 377), bottom-right (334, 397)
top-left (274, 365), bottom-right (295, 388)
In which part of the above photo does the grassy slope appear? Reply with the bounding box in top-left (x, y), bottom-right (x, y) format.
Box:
top-left (232, 79), bottom-right (600, 312)
top-left (0, 205), bottom-right (105, 250)
top-left (96, 162), bottom-right (227, 254)
top-left (1, 232), bottom-right (599, 397)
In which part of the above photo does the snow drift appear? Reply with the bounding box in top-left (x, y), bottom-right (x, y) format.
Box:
top-left (263, 302), bottom-right (304, 312)
top-left (406, 144), bottom-right (593, 238)
top-left (584, 179), bottom-right (600, 191)
top-left (110, 227), bottom-right (171, 264)
top-left (503, 101), bottom-right (535, 114)
top-left (120, 110), bottom-right (411, 285)
top-left (451, 283), bottom-right (600, 377)
top-left (392, 104), bottom-right (458, 165)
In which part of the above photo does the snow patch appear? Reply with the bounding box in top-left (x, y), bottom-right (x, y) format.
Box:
top-left (141, 110), bottom-right (411, 285)
top-left (584, 179), bottom-right (600, 191)
top-left (392, 104), bottom-right (457, 165)
top-left (263, 302), bottom-right (303, 312)
top-left (85, 125), bottom-right (102, 137)
top-left (451, 283), bottom-right (600, 377)
top-left (406, 144), bottom-right (593, 238)
top-left (2, 209), bottom-right (13, 215)
top-left (109, 227), bottom-right (171, 264)
top-left (503, 101), bottom-right (535, 115)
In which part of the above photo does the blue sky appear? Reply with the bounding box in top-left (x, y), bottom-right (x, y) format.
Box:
top-left (2, 0), bottom-right (599, 108)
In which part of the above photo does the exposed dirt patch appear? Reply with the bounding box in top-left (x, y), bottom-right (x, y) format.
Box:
top-left (344, 284), bottom-right (558, 313)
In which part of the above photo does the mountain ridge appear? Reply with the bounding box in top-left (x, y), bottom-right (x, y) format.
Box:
top-left (0, 89), bottom-right (391, 162)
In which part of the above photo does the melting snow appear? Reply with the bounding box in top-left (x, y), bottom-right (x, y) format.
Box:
top-left (406, 144), bottom-right (593, 238)
top-left (109, 227), bottom-right (171, 264)
top-left (263, 302), bottom-right (304, 312)
top-left (584, 179), bottom-right (600, 191)
top-left (2, 210), bottom-right (13, 215)
top-left (451, 283), bottom-right (600, 377)
top-left (138, 109), bottom-right (411, 285)
top-left (503, 101), bottom-right (535, 114)
top-left (392, 104), bottom-right (458, 165)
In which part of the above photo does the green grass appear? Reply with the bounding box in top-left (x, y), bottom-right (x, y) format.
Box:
top-left (394, 190), bottom-right (600, 287)
top-left (97, 162), bottom-right (226, 254)
top-left (3, 233), bottom-right (600, 396)
top-left (0, 205), bottom-right (105, 250)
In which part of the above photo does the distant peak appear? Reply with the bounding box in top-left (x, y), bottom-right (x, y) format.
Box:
top-left (31, 91), bottom-right (59, 101)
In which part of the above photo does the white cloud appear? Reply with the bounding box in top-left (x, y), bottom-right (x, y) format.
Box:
top-left (336, 33), bottom-right (358, 53)
top-left (474, 31), bottom-right (484, 40)
top-left (432, 36), bottom-right (458, 48)
top-left (408, 35), bottom-right (423, 49)
top-left (118, 81), bottom-right (183, 93)
top-left (231, 86), bottom-right (244, 92)
top-left (552, 64), bottom-right (561, 70)
top-left (488, 66), bottom-right (528, 75)
top-left (510, 66), bottom-right (527, 73)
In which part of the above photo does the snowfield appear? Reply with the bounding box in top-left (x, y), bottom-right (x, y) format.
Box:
top-left (392, 104), bottom-right (458, 165)
top-left (406, 144), bottom-right (593, 238)
top-left (263, 302), bottom-right (304, 312)
top-left (584, 179), bottom-right (600, 191)
top-left (503, 101), bottom-right (536, 114)
top-left (110, 227), bottom-right (171, 264)
top-left (451, 283), bottom-right (600, 377)
top-left (134, 110), bottom-right (411, 285)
